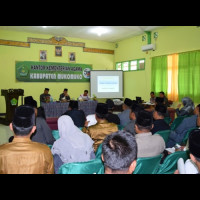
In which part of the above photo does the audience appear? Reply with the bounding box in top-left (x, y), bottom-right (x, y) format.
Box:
top-left (82, 103), bottom-right (118, 152)
top-left (0, 105), bottom-right (54, 174)
top-left (124, 103), bottom-right (144, 135)
top-left (167, 107), bottom-right (197, 148)
top-left (62, 100), bottom-right (86, 127)
top-left (118, 98), bottom-right (133, 127)
top-left (151, 104), bottom-right (170, 134)
top-left (31, 106), bottom-right (56, 145)
top-left (175, 97), bottom-right (195, 117)
top-left (135, 110), bottom-right (165, 158)
top-left (101, 130), bottom-right (137, 174)
top-left (51, 115), bottom-right (95, 174)
top-left (105, 99), bottom-right (120, 125)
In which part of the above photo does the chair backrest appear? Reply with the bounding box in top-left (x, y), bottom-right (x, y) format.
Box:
top-left (164, 117), bottom-right (171, 125)
top-left (47, 144), bottom-right (53, 149)
top-left (157, 150), bottom-right (189, 174)
top-left (95, 143), bottom-right (103, 159)
top-left (181, 127), bottom-right (198, 145)
top-left (117, 124), bottom-right (124, 130)
top-left (52, 130), bottom-right (60, 140)
top-left (154, 129), bottom-right (171, 145)
top-left (133, 154), bottom-right (162, 174)
top-left (170, 115), bottom-right (189, 131)
top-left (58, 158), bottom-right (104, 174)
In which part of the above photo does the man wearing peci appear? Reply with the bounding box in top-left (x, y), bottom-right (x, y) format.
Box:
top-left (59, 88), bottom-right (70, 102)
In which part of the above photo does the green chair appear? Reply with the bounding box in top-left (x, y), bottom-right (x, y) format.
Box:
top-left (154, 129), bottom-right (171, 145)
top-left (52, 130), bottom-right (60, 140)
top-left (180, 127), bottom-right (198, 145)
top-left (47, 144), bottom-right (53, 149)
top-left (133, 154), bottom-right (162, 174)
top-left (117, 125), bottom-right (124, 130)
top-left (95, 143), bottom-right (103, 159)
top-left (156, 150), bottom-right (189, 174)
top-left (170, 115), bottom-right (189, 131)
top-left (164, 117), bottom-right (171, 125)
top-left (58, 158), bottom-right (104, 174)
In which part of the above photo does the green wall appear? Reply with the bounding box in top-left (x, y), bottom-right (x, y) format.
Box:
top-left (0, 30), bottom-right (115, 113)
top-left (114, 26), bottom-right (200, 102)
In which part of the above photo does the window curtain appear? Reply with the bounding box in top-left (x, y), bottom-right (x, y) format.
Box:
top-left (167, 54), bottom-right (179, 102)
top-left (178, 51), bottom-right (200, 103)
top-left (151, 55), bottom-right (168, 96)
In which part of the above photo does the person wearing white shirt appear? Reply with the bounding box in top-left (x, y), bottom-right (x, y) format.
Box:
top-left (79, 90), bottom-right (90, 101)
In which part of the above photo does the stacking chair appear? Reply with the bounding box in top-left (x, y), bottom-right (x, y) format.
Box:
top-left (117, 125), bottom-right (124, 130)
top-left (164, 117), bottom-right (171, 125)
top-left (156, 150), bottom-right (189, 174)
top-left (52, 130), bottom-right (60, 140)
top-left (170, 115), bottom-right (189, 131)
top-left (95, 143), bottom-right (103, 159)
top-left (133, 154), bottom-right (162, 174)
top-left (47, 144), bottom-right (53, 149)
top-left (180, 127), bottom-right (198, 145)
top-left (58, 158), bottom-right (104, 174)
top-left (154, 129), bottom-right (171, 145)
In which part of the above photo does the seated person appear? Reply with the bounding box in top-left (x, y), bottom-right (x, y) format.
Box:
top-left (31, 106), bottom-right (56, 145)
top-left (82, 103), bottom-right (118, 152)
top-left (159, 91), bottom-right (169, 107)
top-left (151, 104), bottom-right (170, 134)
top-left (175, 97), bottom-right (195, 117)
top-left (118, 98), bottom-right (133, 127)
top-left (150, 91), bottom-right (156, 103)
top-left (79, 90), bottom-right (90, 101)
top-left (101, 130), bottom-right (137, 174)
top-left (175, 129), bottom-right (200, 174)
top-left (59, 88), bottom-right (70, 102)
top-left (124, 103), bottom-right (144, 135)
top-left (40, 88), bottom-right (51, 103)
top-left (166, 111), bottom-right (198, 148)
top-left (51, 115), bottom-right (95, 174)
top-left (105, 99), bottom-right (120, 125)
top-left (0, 105), bottom-right (54, 174)
top-left (62, 100), bottom-right (86, 128)
top-left (135, 110), bottom-right (165, 158)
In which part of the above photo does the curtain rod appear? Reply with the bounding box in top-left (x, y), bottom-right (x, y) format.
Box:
top-left (150, 49), bottom-right (200, 59)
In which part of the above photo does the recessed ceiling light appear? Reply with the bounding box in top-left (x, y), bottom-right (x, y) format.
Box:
top-left (90, 27), bottom-right (109, 36)
top-left (42, 26), bottom-right (47, 28)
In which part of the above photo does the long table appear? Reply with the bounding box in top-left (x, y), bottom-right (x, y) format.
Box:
top-left (41, 100), bottom-right (98, 118)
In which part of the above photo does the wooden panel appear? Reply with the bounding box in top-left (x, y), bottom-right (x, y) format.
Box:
top-left (83, 47), bottom-right (114, 54)
top-left (0, 39), bottom-right (30, 48)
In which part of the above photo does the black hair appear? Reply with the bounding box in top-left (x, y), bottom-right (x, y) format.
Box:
top-left (102, 130), bottom-right (137, 173)
top-left (189, 129), bottom-right (200, 162)
top-left (69, 100), bottom-right (78, 110)
top-left (160, 91), bottom-right (165, 95)
top-left (64, 88), bottom-right (68, 92)
top-left (84, 90), bottom-right (88, 93)
top-left (155, 104), bottom-right (167, 117)
top-left (131, 104), bottom-right (144, 119)
top-left (135, 110), bottom-right (153, 131)
top-left (150, 91), bottom-right (155, 95)
top-left (12, 105), bottom-right (35, 136)
top-left (106, 99), bottom-right (115, 110)
top-left (37, 106), bottom-right (46, 120)
top-left (45, 88), bottom-right (49, 91)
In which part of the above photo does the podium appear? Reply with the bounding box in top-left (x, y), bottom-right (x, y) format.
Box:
top-left (0, 89), bottom-right (24, 125)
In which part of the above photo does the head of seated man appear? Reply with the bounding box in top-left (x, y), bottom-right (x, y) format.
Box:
top-left (153, 104), bottom-right (167, 120)
top-left (101, 130), bottom-right (137, 174)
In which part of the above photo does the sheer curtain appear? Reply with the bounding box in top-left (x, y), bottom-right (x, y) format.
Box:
top-left (167, 54), bottom-right (179, 102)
top-left (178, 51), bottom-right (200, 103)
top-left (151, 55), bottom-right (168, 96)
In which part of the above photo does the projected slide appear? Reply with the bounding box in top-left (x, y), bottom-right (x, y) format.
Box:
top-left (97, 76), bottom-right (119, 92)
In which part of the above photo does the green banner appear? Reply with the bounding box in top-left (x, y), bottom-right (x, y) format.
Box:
top-left (16, 61), bottom-right (92, 82)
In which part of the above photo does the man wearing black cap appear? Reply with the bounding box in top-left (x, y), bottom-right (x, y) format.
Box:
top-left (82, 103), bottom-right (118, 152)
top-left (59, 88), bottom-right (70, 102)
top-left (118, 98), bottom-right (133, 127)
top-left (40, 88), bottom-right (51, 103)
top-left (0, 105), bottom-right (54, 174)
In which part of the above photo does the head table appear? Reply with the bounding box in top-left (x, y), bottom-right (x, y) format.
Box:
top-left (41, 100), bottom-right (98, 118)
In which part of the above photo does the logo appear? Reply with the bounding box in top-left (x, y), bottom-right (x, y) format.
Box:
top-left (10, 98), bottom-right (18, 106)
top-left (18, 65), bottom-right (29, 77)
top-left (83, 68), bottom-right (91, 79)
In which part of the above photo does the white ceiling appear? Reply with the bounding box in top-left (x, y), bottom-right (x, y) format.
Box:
top-left (0, 26), bottom-right (167, 43)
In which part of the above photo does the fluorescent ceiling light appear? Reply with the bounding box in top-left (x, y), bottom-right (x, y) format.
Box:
top-left (89, 27), bottom-right (109, 36)
top-left (42, 26), bottom-right (47, 28)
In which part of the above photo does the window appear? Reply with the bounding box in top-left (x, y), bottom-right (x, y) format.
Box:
top-left (116, 58), bottom-right (145, 72)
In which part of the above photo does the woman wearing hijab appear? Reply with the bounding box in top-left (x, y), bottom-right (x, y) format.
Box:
top-left (176, 97), bottom-right (195, 117)
top-left (51, 115), bottom-right (95, 174)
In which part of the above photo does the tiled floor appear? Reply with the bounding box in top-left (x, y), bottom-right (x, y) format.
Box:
top-left (0, 124), bottom-right (14, 145)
